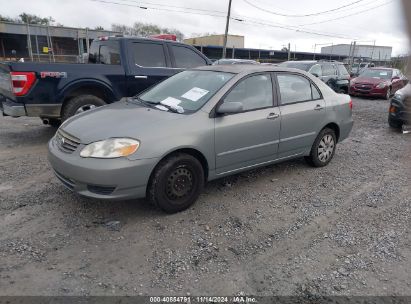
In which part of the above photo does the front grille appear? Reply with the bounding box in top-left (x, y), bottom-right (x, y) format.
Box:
top-left (354, 83), bottom-right (373, 91)
top-left (87, 185), bottom-right (116, 195)
top-left (55, 129), bottom-right (80, 153)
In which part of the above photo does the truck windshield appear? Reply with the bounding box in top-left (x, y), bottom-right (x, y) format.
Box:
top-left (139, 70), bottom-right (234, 113)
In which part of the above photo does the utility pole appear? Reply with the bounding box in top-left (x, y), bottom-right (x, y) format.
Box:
top-left (222, 0), bottom-right (232, 59)
top-left (287, 42), bottom-right (291, 61)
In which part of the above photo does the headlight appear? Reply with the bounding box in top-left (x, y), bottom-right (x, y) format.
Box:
top-left (80, 138), bottom-right (140, 158)
top-left (376, 82), bottom-right (386, 89)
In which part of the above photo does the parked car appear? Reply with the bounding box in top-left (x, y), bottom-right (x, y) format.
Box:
top-left (349, 67), bottom-right (408, 99)
top-left (388, 83), bottom-right (410, 129)
top-left (48, 65), bottom-right (353, 213)
top-left (213, 59), bottom-right (259, 65)
top-left (279, 60), bottom-right (350, 93)
top-left (0, 36), bottom-right (211, 126)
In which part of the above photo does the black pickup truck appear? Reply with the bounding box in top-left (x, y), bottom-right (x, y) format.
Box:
top-left (0, 36), bottom-right (211, 126)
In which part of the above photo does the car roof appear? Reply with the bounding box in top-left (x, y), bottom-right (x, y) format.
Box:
top-left (368, 67), bottom-right (394, 70)
top-left (104, 36), bottom-right (187, 45)
top-left (194, 64), bottom-right (307, 74)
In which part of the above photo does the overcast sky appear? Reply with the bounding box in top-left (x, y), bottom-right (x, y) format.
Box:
top-left (1, 0), bottom-right (409, 55)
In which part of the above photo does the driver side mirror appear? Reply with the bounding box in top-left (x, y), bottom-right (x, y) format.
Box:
top-left (216, 102), bottom-right (244, 114)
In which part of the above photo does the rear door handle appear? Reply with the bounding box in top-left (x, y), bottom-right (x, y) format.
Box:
top-left (314, 105), bottom-right (324, 111)
top-left (267, 112), bottom-right (280, 119)
top-left (134, 75), bottom-right (148, 79)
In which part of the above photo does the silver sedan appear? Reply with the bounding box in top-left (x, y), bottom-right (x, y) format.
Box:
top-left (48, 65), bottom-right (353, 213)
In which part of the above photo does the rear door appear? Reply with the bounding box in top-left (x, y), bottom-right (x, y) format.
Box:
top-left (125, 40), bottom-right (177, 97)
top-left (275, 72), bottom-right (326, 158)
top-left (214, 73), bottom-right (281, 174)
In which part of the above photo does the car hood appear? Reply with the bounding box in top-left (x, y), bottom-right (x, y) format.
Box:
top-left (353, 77), bottom-right (389, 85)
top-left (60, 100), bottom-right (184, 144)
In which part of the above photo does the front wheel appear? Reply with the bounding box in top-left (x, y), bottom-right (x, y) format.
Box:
top-left (148, 153), bottom-right (205, 213)
top-left (305, 128), bottom-right (337, 167)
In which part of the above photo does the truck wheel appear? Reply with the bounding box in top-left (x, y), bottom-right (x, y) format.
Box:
top-left (305, 128), bottom-right (337, 167)
top-left (48, 118), bottom-right (61, 128)
top-left (388, 117), bottom-right (402, 129)
top-left (148, 153), bottom-right (205, 213)
top-left (61, 95), bottom-right (106, 121)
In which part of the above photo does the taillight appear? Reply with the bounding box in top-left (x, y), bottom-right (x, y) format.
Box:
top-left (349, 99), bottom-right (353, 110)
top-left (10, 72), bottom-right (36, 96)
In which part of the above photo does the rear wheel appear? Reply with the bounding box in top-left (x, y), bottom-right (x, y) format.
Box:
top-left (61, 95), bottom-right (106, 122)
top-left (305, 128), bottom-right (337, 167)
top-left (388, 117), bottom-right (402, 129)
top-left (148, 153), bottom-right (204, 213)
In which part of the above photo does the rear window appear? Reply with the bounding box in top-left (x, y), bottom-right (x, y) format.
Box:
top-left (130, 42), bottom-right (167, 67)
top-left (89, 41), bottom-right (121, 65)
top-left (321, 64), bottom-right (336, 76)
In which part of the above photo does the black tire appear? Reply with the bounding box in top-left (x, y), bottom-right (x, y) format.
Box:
top-left (61, 95), bottom-right (106, 122)
top-left (388, 117), bottom-right (402, 129)
top-left (305, 128), bottom-right (337, 167)
top-left (48, 118), bottom-right (61, 128)
top-left (148, 153), bottom-right (205, 213)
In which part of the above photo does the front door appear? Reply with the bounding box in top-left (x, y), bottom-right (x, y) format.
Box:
top-left (214, 73), bottom-right (281, 174)
top-left (275, 73), bottom-right (326, 158)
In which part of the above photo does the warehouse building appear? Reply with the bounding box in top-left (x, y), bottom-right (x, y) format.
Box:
top-left (184, 34), bottom-right (244, 49)
top-left (0, 21), bottom-right (119, 62)
top-left (321, 43), bottom-right (392, 61)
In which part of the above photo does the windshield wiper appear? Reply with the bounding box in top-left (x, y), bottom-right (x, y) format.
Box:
top-left (131, 96), bottom-right (156, 108)
top-left (156, 102), bottom-right (183, 114)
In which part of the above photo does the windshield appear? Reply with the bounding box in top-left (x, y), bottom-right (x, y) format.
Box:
top-left (359, 69), bottom-right (392, 79)
top-left (139, 70), bottom-right (234, 113)
top-left (279, 62), bottom-right (312, 71)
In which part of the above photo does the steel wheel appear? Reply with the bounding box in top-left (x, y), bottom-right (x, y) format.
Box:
top-left (75, 104), bottom-right (97, 114)
top-left (165, 166), bottom-right (194, 201)
top-left (318, 134), bottom-right (335, 163)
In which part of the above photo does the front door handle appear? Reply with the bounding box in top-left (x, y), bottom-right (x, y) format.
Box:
top-left (314, 105), bottom-right (324, 111)
top-left (267, 112), bottom-right (280, 119)
top-left (134, 75), bottom-right (148, 79)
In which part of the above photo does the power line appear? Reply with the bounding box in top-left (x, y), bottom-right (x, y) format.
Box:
top-left (89, 0), bottom-right (357, 40)
top-left (298, 0), bottom-right (394, 26)
top-left (116, 0), bottom-right (226, 14)
top-left (242, 0), bottom-right (367, 17)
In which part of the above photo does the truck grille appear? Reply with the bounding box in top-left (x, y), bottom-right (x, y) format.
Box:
top-left (55, 129), bottom-right (80, 153)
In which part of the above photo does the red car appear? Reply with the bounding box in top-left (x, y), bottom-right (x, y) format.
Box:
top-left (349, 67), bottom-right (408, 100)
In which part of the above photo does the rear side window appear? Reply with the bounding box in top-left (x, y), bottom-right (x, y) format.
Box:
top-left (277, 74), bottom-right (321, 104)
top-left (337, 64), bottom-right (349, 76)
top-left (171, 45), bottom-right (207, 68)
top-left (89, 41), bottom-right (121, 65)
top-left (321, 64), bottom-right (336, 76)
top-left (130, 42), bottom-right (167, 67)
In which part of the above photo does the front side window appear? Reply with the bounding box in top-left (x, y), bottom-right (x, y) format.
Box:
top-left (139, 70), bottom-right (233, 113)
top-left (130, 42), bottom-right (167, 67)
top-left (224, 74), bottom-right (273, 111)
top-left (277, 74), bottom-right (320, 105)
top-left (337, 64), bottom-right (349, 76)
top-left (89, 41), bottom-right (121, 65)
top-left (171, 45), bottom-right (207, 68)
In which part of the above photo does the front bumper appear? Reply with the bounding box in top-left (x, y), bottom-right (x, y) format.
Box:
top-left (349, 85), bottom-right (387, 97)
top-left (48, 137), bottom-right (159, 200)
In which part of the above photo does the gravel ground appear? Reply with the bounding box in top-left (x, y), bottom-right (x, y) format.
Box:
top-left (0, 96), bottom-right (410, 296)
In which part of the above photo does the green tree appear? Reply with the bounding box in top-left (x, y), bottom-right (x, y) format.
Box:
top-left (19, 13), bottom-right (54, 25)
